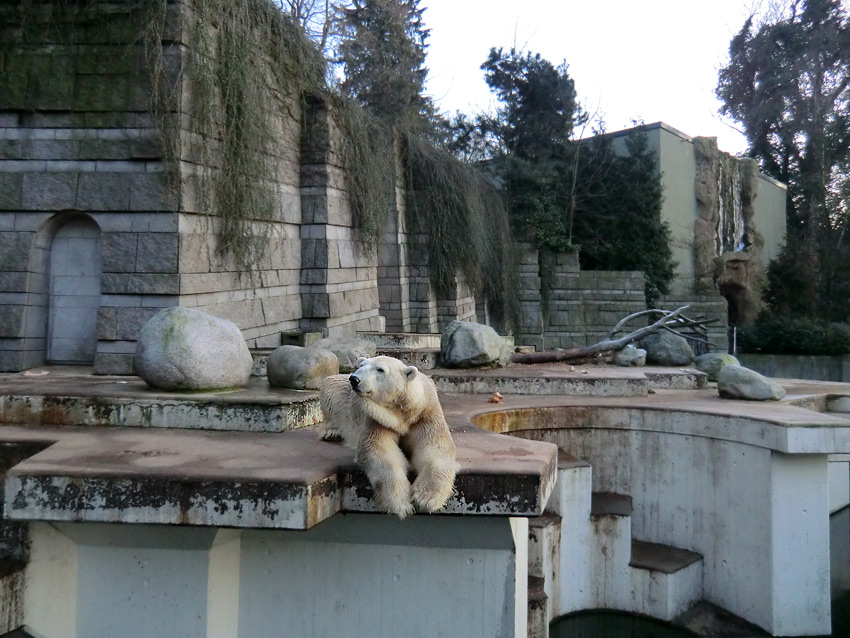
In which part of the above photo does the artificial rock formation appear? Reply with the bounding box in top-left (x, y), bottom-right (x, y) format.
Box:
top-left (694, 352), bottom-right (740, 382)
top-left (440, 321), bottom-right (512, 369)
top-left (637, 331), bottom-right (695, 366)
top-left (717, 364), bottom-right (786, 401)
top-left (692, 137), bottom-right (765, 322)
top-left (266, 345), bottom-right (339, 390)
top-left (134, 307), bottom-right (253, 391)
top-left (308, 337), bottom-right (376, 374)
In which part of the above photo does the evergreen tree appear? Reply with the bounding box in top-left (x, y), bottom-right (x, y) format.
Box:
top-left (717, 0), bottom-right (850, 321)
top-left (337, 0), bottom-right (433, 131)
top-left (468, 48), bottom-right (674, 303)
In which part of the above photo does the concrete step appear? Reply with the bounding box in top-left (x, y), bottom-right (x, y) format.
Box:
top-left (374, 347), bottom-right (439, 370)
top-left (644, 369), bottom-right (708, 390)
top-left (527, 575), bottom-right (549, 638)
top-left (590, 492), bottom-right (634, 611)
top-left (429, 369), bottom-right (649, 396)
top-left (0, 377), bottom-right (321, 433)
top-left (357, 332), bottom-right (441, 349)
top-left (630, 540), bottom-right (704, 621)
top-left (590, 492), bottom-right (632, 517)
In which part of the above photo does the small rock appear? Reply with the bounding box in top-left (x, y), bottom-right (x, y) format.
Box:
top-left (308, 337), bottom-right (376, 373)
top-left (694, 353), bottom-right (740, 382)
top-left (440, 321), bottom-right (512, 368)
top-left (569, 366), bottom-right (576, 372)
top-left (637, 331), bottom-right (695, 366)
top-left (134, 307), bottom-right (252, 391)
top-left (717, 365), bottom-right (786, 401)
top-left (266, 345), bottom-right (339, 390)
top-left (612, 344), bottom-right (647, 367)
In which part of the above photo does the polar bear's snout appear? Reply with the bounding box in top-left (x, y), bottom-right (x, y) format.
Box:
top-left (349, 375), bottom-right (361, 391)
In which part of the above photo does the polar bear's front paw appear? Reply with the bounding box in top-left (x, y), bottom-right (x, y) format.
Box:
top-left (320, 427), bottom-right (343, 442)
top-left (411, 479), bottom-right (453, 513)
top-left (388, 500), bottom-right (415, 520)
top-left (374, 484), bottom-right (415, 519)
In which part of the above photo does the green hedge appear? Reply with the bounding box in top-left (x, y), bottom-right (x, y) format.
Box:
top-left (738, 317), bottom-right (850, 356)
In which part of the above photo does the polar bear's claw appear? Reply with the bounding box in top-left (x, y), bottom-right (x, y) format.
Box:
top-left (320, 427), bottom-right (343, 442)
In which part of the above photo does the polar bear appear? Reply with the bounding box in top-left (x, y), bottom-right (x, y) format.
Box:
top-left (320, 356), bottom-right (458, 519)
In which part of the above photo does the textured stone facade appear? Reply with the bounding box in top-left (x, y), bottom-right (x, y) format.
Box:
top-left (0, 1), bottom-right (476, 374)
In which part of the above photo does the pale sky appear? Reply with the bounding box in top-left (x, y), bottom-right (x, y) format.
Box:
top-left (423, 0), bottom-right (759, 155)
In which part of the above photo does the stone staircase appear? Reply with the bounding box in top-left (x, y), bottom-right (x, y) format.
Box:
top-left (358, 332), bottom-right (442, 370)
top-left (527, 453), bottom-right (704, 638)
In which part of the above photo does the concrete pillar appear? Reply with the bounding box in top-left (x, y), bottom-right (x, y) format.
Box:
top-left (768, 452), bottom-right (831, 636)
top-left (407, 233), bottom-right (438, 333)
top-left (377, 144), bottom-right (412, 332)
top-left (515, 236), bottom-right (543, 351)
top-left (299, 97), bottom-right (383, 337)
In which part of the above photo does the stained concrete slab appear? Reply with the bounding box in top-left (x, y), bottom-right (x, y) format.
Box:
top-left (2, 365), bottom-right (850, 532)
top-left (0, 367), bottom-right (321, 432)
top-left (2, 423), bottom-right (558, 528)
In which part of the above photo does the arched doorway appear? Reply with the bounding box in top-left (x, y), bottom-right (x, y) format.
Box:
top-left (46, 217), bottom-right (102, 364)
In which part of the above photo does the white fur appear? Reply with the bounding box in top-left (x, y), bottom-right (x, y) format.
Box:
top-left (319, 356), bottom-right (458, 519)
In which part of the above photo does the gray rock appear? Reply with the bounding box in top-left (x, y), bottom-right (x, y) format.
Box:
top-left (612, 344), bottom-right (646, 367)
top-left (440, 321), bottom-right (512, 369)
top-left (134, 307), bottom-right (252, 391)
top-left (637, 331), bottom-right (695, 366)
top-left (308, 336), bottom-right (376, 373)
top-left (267, 345), bottom-right (339, 390)
top-left (695, 353), bottom-right (740, 382)
top-left (717, 365), bottom-right (786, 401)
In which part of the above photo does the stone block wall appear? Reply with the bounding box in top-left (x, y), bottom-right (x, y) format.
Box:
top-left (0, 1), bottom-right (180, 373)
top-left (516, 247), bottom-right (645, 350)
top-left (2, 1), bottom-right (488, 374)
top-left (514, 240), bottom-right (730, 352)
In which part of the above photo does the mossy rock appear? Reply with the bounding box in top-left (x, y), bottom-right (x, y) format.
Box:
top-left (694, 353), bottom-right (739, 382)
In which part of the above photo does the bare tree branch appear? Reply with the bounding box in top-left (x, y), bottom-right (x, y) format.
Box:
top-left (511, 306), bottom-right (707, 364)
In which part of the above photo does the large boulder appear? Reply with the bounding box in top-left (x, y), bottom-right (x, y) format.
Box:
top-left (717, 365), bottom-right (786, 401)
top-left (134, 307), bottom-right (253, 391)
top-left (440, 321), bottom-right (512, 369)
top-left (637, 331), bottom-right (695, 366)
top-left (266, 345), bottom-right (339, 390)
top-left (695, 353), bottom-right (740, 382)
top-left (612, 344), bottom-right (646, 367)
top-left (308, 336), bottom-right (376, 373)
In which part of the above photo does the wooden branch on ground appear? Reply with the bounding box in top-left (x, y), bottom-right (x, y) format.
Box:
top-left (511, 305), bottom-right (709, 365)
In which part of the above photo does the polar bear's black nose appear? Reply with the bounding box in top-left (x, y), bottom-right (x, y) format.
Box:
top-left (349, 375), bottom-right (360, 389)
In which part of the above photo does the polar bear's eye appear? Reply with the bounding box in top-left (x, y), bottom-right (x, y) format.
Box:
top-left (376, 368), bottom-right (385, 373)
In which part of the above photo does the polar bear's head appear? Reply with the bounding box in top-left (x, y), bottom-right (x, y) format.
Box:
top-left (349, 355), bottom-right (420, 406)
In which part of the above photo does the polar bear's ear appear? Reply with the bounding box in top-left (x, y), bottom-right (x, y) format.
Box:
top-left (356, 357), bottom-right (367, 367)
top-left (403, 365), bottom-right (419, 380)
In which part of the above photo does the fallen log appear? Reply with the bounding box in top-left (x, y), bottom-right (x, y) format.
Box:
top-left (510, 305), bottom-right (711, 364)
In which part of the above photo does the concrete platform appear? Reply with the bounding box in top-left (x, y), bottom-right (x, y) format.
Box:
top-left (0, 367), bottom-right (321, 432)
top-left (2, 398), bottom-right (558, 529)
top-left (429, 364), bottom-right (707, 396)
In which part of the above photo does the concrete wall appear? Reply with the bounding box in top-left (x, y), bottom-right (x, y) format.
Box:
top-left (24, 516), bottom-right (528, 638)
top-left (492, 406), bottom-right (836, 636)
top-left (738, 353), bottom-right (850, 382)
